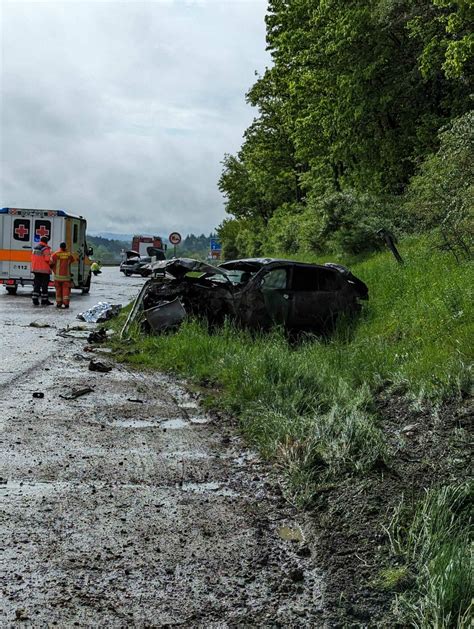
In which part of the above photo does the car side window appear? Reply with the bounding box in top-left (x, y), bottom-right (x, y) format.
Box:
top-left (291, 267), bottom-right (342, 291)
top-left (261, 268), bottom-right (288, 290)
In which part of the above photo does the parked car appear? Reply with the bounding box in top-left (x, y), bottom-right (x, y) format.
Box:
top-left (121, 257), bottom-right (368, 337)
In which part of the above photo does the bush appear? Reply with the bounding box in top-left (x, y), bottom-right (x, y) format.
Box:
top-left (299, 191), bottom-right (397, 255)
top-left (218, 217), bottom-right (265, 260)
top-left (264, 203), bottom-right (305, 255)
top-left (404, 111), bottom-right (474, 259)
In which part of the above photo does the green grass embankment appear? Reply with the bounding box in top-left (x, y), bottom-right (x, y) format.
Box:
top-left (113, 235), bottom-right (472, 487)
top-left (110, 234), bottom-right (473, 625)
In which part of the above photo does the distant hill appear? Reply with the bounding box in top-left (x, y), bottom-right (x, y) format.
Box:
top-left (87, 233), bottom-right (217, 264)
top-left (87, 235), bottom-right (129, 264)
top-left (89, 232), bottom-right (134, 242)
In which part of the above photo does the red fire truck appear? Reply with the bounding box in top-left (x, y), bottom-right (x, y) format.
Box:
top-left (131, 235), bottom-right (166, 257)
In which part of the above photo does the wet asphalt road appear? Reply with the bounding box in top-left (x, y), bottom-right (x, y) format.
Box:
top-left (0, 268), bottom-right (324, 627)
top-left (0, 267), bottom-right (143, 387)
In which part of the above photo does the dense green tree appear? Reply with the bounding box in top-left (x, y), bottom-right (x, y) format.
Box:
top-left (218, 0), bottom-right (472, 257)
top-left (404, 110), bottom-right (473, 256)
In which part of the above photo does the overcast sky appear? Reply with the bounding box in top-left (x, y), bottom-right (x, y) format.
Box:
top-left (1, 0), bottom-right (269, 237)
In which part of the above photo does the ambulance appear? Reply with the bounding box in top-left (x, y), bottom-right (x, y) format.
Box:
top-left (0, 208), bottom-right (93, 295)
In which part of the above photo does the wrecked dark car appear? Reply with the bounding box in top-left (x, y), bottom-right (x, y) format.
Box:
top-left (121, 257), bottom-right (368, 337)
top-left (120, 248), bottom-right (166, 277)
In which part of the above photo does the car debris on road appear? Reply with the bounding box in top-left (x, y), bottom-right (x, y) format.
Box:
top-left (121, 257), bottom-right (368, 338)
top-left (59, 386), bottom-right (94, 400)
top-left (89, 359), bottom-right (113, 373)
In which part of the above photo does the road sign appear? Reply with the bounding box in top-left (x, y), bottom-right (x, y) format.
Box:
top-left (210, 238), bottom-right (222, 251)
top-left (169, 232), bottom-right (182, 246)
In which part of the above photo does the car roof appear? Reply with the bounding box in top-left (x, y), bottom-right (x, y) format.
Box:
top-left (219, 258), bottom-right (331, 271)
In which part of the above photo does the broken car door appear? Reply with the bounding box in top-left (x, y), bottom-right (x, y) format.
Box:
top-left (260, 267), bottom-right (291, 327)
top-left (235, 266), bottom-right (290, 329)
top-left (288, 265), bottom-right (346, 330)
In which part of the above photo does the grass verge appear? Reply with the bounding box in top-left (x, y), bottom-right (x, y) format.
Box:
top-left (109, 234), bottom-right (473, 623)
top-left (387, 482), bottom-right (473, 627)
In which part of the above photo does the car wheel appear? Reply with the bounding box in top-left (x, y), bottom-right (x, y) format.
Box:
top-left (6, 286), bottom-right (18, 295)
top-left (125, 272), bottom-right (132, 277)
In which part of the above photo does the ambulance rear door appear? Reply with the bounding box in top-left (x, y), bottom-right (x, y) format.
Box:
top-left (0, 210), bottom-right (15, 281)
top-left (8, 210), bottom-right (35, 281)
top-left (11, 210), bottom-right (58, 280)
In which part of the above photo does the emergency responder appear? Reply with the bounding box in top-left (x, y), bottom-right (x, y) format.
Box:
top-left (91, 260), bottom-right (102, 276)
top-left (51, 242), bottom-right (74, 309)
top-left (31, 236), bottom-right (53, 306)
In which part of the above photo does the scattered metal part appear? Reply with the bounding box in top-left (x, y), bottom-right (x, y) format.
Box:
top-left (144, 298), bottom-right (186, 333)
top-left (59, 386), bottom-right (94, 400)
top-left (89, 359), bottom-right (113, 373)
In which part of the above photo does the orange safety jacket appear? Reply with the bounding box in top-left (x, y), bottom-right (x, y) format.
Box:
top-left (31, 243), bottom-right (52, 274)
top-left (51, 250), bottom-right (74, 281)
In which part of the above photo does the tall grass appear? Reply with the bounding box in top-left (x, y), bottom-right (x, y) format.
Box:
top-left (388, 482), bottom-right (473, 628)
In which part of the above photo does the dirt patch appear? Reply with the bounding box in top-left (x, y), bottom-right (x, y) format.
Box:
top-left (311, 393), bottom-right (473, 626)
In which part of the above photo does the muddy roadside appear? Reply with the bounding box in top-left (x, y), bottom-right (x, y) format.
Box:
top-left (309, 393), bottom-right (473, 626)
top-left (0, 328), bottom-right (326, 627)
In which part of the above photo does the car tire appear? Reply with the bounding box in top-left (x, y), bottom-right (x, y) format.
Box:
top-left (125, 272), bottom-right (132, 277)
top-left (6, 286), bottom-right (18, 295)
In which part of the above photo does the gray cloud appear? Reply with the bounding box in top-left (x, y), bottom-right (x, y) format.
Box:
top-left (1, 0), bottom-right (269, 236)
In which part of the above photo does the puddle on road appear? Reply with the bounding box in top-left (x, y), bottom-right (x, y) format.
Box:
top-left (112, 419), bottom-right (159, 428)
top-left (179, 401), bottom-right (199, 410)
top-left (278, 525), bottom-right (304, 542)
top-left (165, 451), bottom-right (210, 460)
top-left (188, 416), bottom-right (211, 425)
top-left (161, 418), bottom-right (188, 430)
top-left (180, 481), bottom-right (238, 497)
top-left (111, 418), bottom-right (199, 430)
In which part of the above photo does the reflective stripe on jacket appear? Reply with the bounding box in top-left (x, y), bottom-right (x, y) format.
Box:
top-left (51, 250), bottom-right (74, 281)
top-left (31, 244), bottom-right (52, 274)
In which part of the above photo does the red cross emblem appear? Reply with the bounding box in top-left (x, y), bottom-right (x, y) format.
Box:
top-left (15, 224), bottom-right (29, 239)
top-left (36, 225), bottom-right (50, 238)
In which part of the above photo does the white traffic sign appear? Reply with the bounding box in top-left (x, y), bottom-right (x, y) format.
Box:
top-left (169, 232), bottom-right (182, 245)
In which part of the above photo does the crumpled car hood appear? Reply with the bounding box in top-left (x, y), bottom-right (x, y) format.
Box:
top-left (151, 257), bottom-right (229, 279)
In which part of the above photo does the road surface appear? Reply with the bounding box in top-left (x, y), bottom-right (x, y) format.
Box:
top-left (0, 268), bottom-right (324, 626)
top-left (0, 267), bottom-right (143, 386)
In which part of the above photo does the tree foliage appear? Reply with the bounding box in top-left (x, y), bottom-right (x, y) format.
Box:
top-left (218, 0), bottom-right (473, 258)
